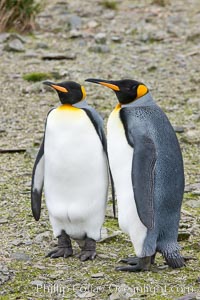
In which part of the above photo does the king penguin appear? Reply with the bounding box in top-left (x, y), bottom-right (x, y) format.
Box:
top-left (31, 81), bottom-right (109, 261)
top-left (85, 78), bottom-right (185, 271)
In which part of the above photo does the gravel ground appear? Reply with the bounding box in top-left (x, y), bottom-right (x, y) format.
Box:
top-left (0, 0), bottom-right (200, 299)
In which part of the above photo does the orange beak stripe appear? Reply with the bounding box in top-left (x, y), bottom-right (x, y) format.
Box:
top-left (99, 82), bottom-right (120, 91)
top-left (51, 84), bottom-right (68, 93)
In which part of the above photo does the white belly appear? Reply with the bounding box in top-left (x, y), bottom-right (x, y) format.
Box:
top-left (44, 106), bottom-right (108, 240)
top-left (107, 106), bottom-right (147, 256)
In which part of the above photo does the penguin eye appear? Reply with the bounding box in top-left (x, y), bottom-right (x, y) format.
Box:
top-left (131, 85), bottom-right (137, 91)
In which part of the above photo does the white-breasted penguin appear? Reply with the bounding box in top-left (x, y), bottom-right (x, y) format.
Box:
top-left (31, 81), bottom-right (109, 261)
top-left (86, 78), bottom-right (185, 271)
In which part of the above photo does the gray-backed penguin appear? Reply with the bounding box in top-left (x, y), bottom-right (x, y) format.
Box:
top-left (86, 78), bottom-right (185, 271)
top-left (31, 81), bottom-right (109, 261)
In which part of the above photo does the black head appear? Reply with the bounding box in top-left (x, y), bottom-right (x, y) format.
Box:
top-left (43, 81), bottom-right (86, 105)
top-left (85, 78), bottom-right (148, 104)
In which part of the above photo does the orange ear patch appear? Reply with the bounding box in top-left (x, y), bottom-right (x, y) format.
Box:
top-left (52, 85), bottom-right (68, 93)
top-left (137, 84), bottom-right (148, 99)
top-left (81, 86), bottom-right (86, 100)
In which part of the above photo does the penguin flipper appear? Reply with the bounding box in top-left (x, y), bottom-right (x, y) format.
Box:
top-left (81, 108), bottom-right (107, 151)
top-left (31, 138), bottom-right (44, 221)
top-left (82, 108), bottom-right (116, 218)
top-left (132, 136), bottom-right (157, 229)
top-left (120, 108), bottom-right (157, 229)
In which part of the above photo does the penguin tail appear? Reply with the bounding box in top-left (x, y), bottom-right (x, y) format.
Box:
top-left (165, 255), bottom-right (185, 268)
top-left (162, 249), bottom-right (185, 268)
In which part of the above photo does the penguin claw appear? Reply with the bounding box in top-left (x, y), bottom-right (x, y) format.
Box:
top-left (116, 256), bottom-right (152, 272)
top-left (46, 247), bottom-right (73, 258)
top-left (79, 250), bottom-right (96, 261)
top-left (119, 256), bottom-right (139, 265)
top-left (115, 265), bottom-right (143, 272)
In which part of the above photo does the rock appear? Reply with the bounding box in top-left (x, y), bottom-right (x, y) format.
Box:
top-left (98, 253), bottom-right (111, 259)
top-left (51, 2), bottom-right (68, 13)
top-left (109, 293), bottom-right (121, 300)
top-left (140, 31), bottom-right (167, 43)
top-left (100, 227), bottom-right (108, 239)
top-left (31, 280), bottom-right (44, 286)
top-left (4, 39), bottom-right (25, 52)
top-left (185, 183), bottom-right (200, 193)
top-left (187, 200), bottom-right (200, 208)
top-left (169, 270), bottom-right (180, 275)
top-left (157, 265), bottom-right (169, 270)
top-left (91, 272), bottom-right (104, 278)
top-left (187, 32), bottom-right (200, 43)
top-left (76, 291), bottom-right (95, 298)
top-left (104, 11), bottom-right (115, 20)
top-left (12, 239), bottom-right (23, 246)
top-left (0, 265), bottom-right (12, 285)
top-left (25, 147), bottom-right (40, 159)
top-left (109, 284), bottom-right (134, 299)
top-left (95, 32), bottom-right (107, 44)
top-left (24, 240), bottom-right (32, 245)
top-left (178, 232), bottom-right (190, 241)
top-left (21, 83), bottom-right (45, 94)
top-left (41, 53), bottom-right (76, 60)
top-left (152, 31), bottom-right (168, 41)
top-left (193, 114), bottom-right (200, 122)
top-left (23, 51), bottom-right (39, 59)
top-left (168, 14), bottom-right (184, 25)
top-left (175, 293), bottom-right (198, 300)
top-left (69, 29), bottom-right (83, 38)
top-left (11, 252), bottom-right (31, 261)
top-left (0, 218), bottom-right (8, 224)
top-left (0, 33), bottom-right (10, 43)
top-left (99, 230), bottom-right (121, 243)
top-left (187, 97), bottom-right (200, 107)
top-left (140, 32), bottom-right (150, 43)
top-left (184, 130), bottom-right (200, 143)
top-left (88, 44), bottom-right (110, 53)
top-left (35, 42), bottom-right (49, 49)
top-left (87, 20), bottom-right (99, 28)
top-left (173, 126), bottom-right (185, 133)
top-left (9, 33), bottom-right (26, 43)
top-left (111, 36), bottom-right (122, 43)
top-left (68, 14), bottom-right (82, 30)
top-left (34, 231), bottom-right (51, 244)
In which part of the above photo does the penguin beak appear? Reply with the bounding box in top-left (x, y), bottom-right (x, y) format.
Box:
top-left (43, 81), bottom-right (68, 93)
top-left (85, 78), bottom-right (120, 91)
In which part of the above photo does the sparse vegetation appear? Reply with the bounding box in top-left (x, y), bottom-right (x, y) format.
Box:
top-left (23, 72), bottom-right (53, 82)
top-left (151, 0), bottom-right (170, 6)
top-left (100, 0), bottom-right (118, 10)
top-left (0, 0), bottom-right (40, 33)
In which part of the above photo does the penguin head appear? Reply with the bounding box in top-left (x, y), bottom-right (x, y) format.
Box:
top-left (43, 81), bottom-right (86, 105)
top-left (85, 78), bottom-right (148, 105)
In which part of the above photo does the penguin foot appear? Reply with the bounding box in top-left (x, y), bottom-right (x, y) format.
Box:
top-left (116, 256), bottom-right (152, 272)
top-left (79, 250), bottom-right (96, 261)
top-left (78, 237), bottom-right (96, 261)
top-left (46, 230), bottom-right (73, 259)
top-left (119, 254), bottom-right (156, 265)
top-left (47, 247), bottom-right (73, 258)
